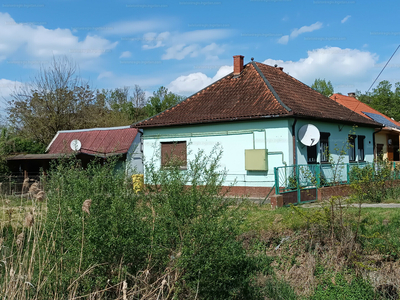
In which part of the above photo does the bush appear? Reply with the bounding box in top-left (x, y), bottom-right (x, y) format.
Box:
top-left (349, 160), bottom-right (400, 203)
top-left (0, 149), bottom-right (271, 299)
top-left (41, 156), bottom-right (149, 297)
top-left (142, 147), bottom-right (270, 299)
top-left (310, 272), bottom-right (375, 300)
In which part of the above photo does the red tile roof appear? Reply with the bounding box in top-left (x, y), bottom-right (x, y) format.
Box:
top-left (330, 93), bottom-right (400, 128)
top-left (46, 126), bottom-right (139, 156)
top-left (133, 61), bottom-right (379, 128)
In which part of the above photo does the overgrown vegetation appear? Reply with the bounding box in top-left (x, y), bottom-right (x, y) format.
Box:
top-left (0, 150), bottom-right (270, 299)
top-left (2, 151), bottom-right (400, 299)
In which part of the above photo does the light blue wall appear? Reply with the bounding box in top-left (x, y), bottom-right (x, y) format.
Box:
top-left (143, 119), bottom-right (291, 188)
top-left (142, 118), bottom-right (376, 188)
top-left (126, 132), bottom-right (143, 175)
top-left (294, 119), bottom-right (375, 165)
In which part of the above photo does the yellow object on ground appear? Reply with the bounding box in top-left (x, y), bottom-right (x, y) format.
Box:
top-left (132, 174), bottom-right (144, 193)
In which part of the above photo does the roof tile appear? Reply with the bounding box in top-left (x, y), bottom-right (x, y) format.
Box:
top-left (134, 61), bottom-right (379, 128)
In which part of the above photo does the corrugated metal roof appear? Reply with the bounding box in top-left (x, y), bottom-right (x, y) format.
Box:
top-left (133, 61), bottom-right (379, 128)
top-left (46, 126), bottom-right (139, 156)
top-left (7, 153), bottom-right (67, 161)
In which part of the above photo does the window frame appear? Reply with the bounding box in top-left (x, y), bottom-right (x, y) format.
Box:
top-left (161, 141), bottom-right (187, 169)
top-left (348, 135), bottom-right (356, 162)
top-left (357, 135), bottom-right (365, 162)
top-left (320, 132), bottom-right (331, 163)
top-left (307, 144), bottom-right (318, 164)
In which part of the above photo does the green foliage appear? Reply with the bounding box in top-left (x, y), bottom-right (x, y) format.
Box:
top-left (261, 277), bottom-right (298, 300)
top-left (358, 80), bottom-right (400, 121)
top-left (311, 78), bottom-right (334, 97)
top-left (310, 272), bottom-right (375, 300)
top-left (42, 157), bottom-right (149, 296)
top-left (99, 85), bottom-right (148, 124)
top-left (349, 160), bottom-right (399, 203)
top-left (145, 86), bottom-right (185, 117)
top-left (7, 57), bottom-right (108, 144)
top-left (143, 146), bottom-right (269, 299)
top-left (0, 148), bottom-right (271, 298)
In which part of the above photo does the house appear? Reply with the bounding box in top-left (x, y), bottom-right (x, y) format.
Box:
top-left (7, 126), bottom-right (142, 178)
top-left (133, 55), bottom-right (380, 198)
top-left (331, 93), bottom-right (400, 161)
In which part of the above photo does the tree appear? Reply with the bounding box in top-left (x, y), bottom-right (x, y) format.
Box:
top-left (144, 86), bottom-right (185, 117)
top-left (7, 56), bottom-right (105, 144)
top-left (99, 85), bottom-right (147, 125)
top-left (358, 80), bottom-right (400, 121)
top-left (311, 78), bottom-right (334, 97)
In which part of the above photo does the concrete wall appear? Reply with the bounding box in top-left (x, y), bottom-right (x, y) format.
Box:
top-left (143, 119), bottom-right (291, 192)
top-left (295, 119), bottom-right (375, 165)
top-left (142, 118), bottom-right (376, 196)
top-left (126, 131), bottom-right (143, 175)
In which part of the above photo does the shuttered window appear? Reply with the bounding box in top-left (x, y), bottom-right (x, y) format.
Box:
top-left (161, 141), bottom-right (187, 168)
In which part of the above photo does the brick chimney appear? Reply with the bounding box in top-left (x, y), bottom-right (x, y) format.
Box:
top-left (233, 55), bottom-right (244, 75)
top-left (348, 92), bottom-right (356, 98)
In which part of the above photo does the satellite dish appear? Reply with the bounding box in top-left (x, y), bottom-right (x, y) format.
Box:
top-left (70, 139), bottom-right (82, 151)
top-left (298, 124), bottom-right (320, 146)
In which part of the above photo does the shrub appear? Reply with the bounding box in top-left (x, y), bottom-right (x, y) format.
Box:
top-left (142, 146), bottom-right (270, 299)
top-left (310, 272), bottom-right (375, 300)
top-left (40, 156), bottom-right (150, 297)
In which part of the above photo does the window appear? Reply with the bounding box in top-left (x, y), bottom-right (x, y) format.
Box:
top-left (161, 141), bottom-right (187, 168)
top-left (320, 132), bottom-right (330, 163)
top-left (377, 143), bottom-right (384, 159)
top-left (348, 135), bottom-right (356, 162)
top-left (357, 135), bottom-right (365, 161)
top-left (307, 145), bottom-right (317, 164)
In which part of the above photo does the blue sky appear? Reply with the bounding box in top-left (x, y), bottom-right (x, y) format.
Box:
top-left (1, 0), bottom-right (400, 113)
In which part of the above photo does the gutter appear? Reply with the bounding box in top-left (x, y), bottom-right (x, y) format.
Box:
top-left (373, 127), bottom-right (383, 160)
top-left (292, 118), bottom-right (298, 166)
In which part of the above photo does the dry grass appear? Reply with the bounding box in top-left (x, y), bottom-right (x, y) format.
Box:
top-left (82, 199), bottom-right (92, 215)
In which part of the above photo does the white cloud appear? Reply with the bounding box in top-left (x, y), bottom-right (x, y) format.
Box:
top-left (142, 29), bottom-right (231, 60)
top-left (341, 15), bottom-right (351, 23)
top-left (162, 44), bottom-right (199, 60)
top-left (97, 71), bottom-right (114, 80)
top-left (169, 65), bottom-right (232, 95)
top-left (161, 42), bottom-right (225, 61)
top-left (106, 20), bottom-right (167, 36)
top-left (277, 21), bottom-right (323, 44)
top-left (0, 12), bottom-right (117, 63)
top-left (119, 51), bottom-right (132, 58)
top-left (263, 47), bottom-right (378, 92)
top-left (278, 35), bottom-right (289, 45)
top-left (290, 22), bottom-right (323, 38)
top-left (0, 79), bottom-right (22, 98)
top-left (142, 32), bottom-right (170, 49)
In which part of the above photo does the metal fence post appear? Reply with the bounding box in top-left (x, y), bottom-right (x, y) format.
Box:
top-left (347, 163), bottom-right (350, 184)
top-left (274, 167), bottom-right (279, 195)
top-left (296, 165), bottom-right (300, 204)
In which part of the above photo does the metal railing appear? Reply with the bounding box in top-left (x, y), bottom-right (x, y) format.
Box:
top-left (274, 162), bottom-right (379, 194)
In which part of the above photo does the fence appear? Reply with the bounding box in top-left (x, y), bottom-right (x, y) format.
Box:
top-left (274, 162), bottom-right (399, 204)
top-left (0, 173), bottom-right (43, 195)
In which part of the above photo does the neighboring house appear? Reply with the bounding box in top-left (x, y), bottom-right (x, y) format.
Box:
top-left (7, 126), bottom-right (142, 178)
top-left (331, 93), bottom-right (400, 161)
top-left (133, 55), bottom-right (380, 198)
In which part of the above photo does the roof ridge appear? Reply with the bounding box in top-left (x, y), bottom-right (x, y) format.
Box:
top-left (252, 62), bottom-right (292, 112)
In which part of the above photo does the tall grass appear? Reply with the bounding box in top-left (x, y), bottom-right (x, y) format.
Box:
top-left (0, 151), bottom-right (271, 299)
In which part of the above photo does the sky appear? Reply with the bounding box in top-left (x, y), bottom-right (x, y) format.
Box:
top-left (1, 0), bottom-right (400, 114)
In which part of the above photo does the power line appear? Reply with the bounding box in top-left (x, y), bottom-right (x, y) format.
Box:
top-left (366, 44), bottom-right (400, 94)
